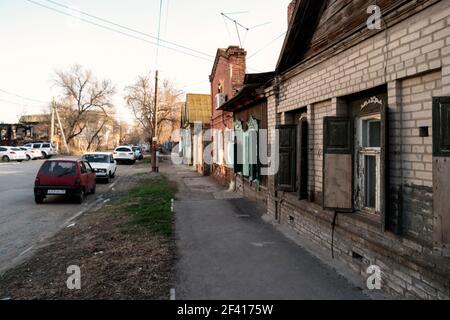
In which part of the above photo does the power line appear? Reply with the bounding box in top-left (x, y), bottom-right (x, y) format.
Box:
top-left (43, 0), bottom-right (214, 59)
top-left (155, 0), bottom-right (164, 67)
top-left (25, 0), bottom-right (214, 63)
top-left (247, 32), bottom-right (286, 60)
top-left (0, 88), bottom-right (48, 104)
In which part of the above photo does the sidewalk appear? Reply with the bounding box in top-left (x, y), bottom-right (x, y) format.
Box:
top-left (163, 162), bottom-right (370, 300)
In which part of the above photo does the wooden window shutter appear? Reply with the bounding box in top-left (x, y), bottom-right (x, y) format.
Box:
top-left (433, 97), bottom-right (450, 256)
top-left (297, 118), bottom-right (309, 200)
top-left (323, 117), bottom-right (353, 211)
top-left (433, 97), bottom-right (450, 157)
top-left (277, 125), bottom-right (297, 192)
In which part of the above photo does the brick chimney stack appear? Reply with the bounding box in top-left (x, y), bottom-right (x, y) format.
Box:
top-left (225, 46), bottom-right (247, 97)
top-left (288, 0), bottom-right (298, 26)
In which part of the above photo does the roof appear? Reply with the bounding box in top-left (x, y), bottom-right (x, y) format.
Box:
top-left (19, 114), bottom-right (50, 124)
top-left (218, 72), bottom-right (274, 112)
top-left (183, 94), bottom-right (212, 125)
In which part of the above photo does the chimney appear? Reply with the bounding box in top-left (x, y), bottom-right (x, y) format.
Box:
top-left (288, 0), bottom-right (297, 26)
top-left (225, 46), bottom-right (247, 97)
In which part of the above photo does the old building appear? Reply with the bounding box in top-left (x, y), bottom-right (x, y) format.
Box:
top-left (210, 46), bottom-right (247, 186)
top-left (0, 123), bottom-right (34, 146)
top-left (262, 0), bottom-right (450, 299)
top-left (181, 93), bottom-right (212, 175)
top-left (218, 72), bottom-right (274, 205)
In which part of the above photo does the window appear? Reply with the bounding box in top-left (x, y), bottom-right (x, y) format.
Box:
top-left (40, 161), bottom-right (76, 176)
top-left (356, 114), bottom-right (381, 213)
top-left (33, 144), bottom-right (41, 149)
top-left (80, 162), bottom-right (87, 174)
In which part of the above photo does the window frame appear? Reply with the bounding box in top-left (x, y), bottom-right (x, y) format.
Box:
top-left (355, 113), bottom-right (382, 214)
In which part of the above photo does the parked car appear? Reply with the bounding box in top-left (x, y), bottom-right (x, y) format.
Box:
top-left (132, 146), bottom-right (144, 160)
top-left (82, 152), bottom-right (117, 183)
top-left (113, 146), bottom-right (136, 164)
top-left (19, 147), bottom-right (43, 160)
top-left (34, 159), bottom-right (96, 204)
top-left (0, 146), bottom-right (27, 162)
top-left (24, 142), bottom-right (58, 159)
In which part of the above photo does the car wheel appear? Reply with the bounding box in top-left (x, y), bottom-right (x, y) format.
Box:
top-left (132, 160), bottom-right (136, 165)
top-left (2, 156), bottom-right (10, 162)
top-left (42, 152), bottom-right (48, 159)
top-left (26, 155), bottom-right (31, 161)
top-left (75, 190), bottom-right (85, 204)
top-left (35, 195), bottom-right (44, 204)
top-left (91, 184), bottom-right (96, 194)
top-left (111, 171), bottom-right (116, 179)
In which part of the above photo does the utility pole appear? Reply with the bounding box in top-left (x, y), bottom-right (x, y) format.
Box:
top-left (53, 100), bottom-right (70, 154)
top-left (50, 99), bottom-right (55, 144)
top-left (152, 70), bottom-right (159, 173)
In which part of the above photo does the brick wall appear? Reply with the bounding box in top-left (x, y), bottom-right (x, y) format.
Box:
top-left (210, 46), bottom-right (247, 185)
top-left (265, 1), bottom-right (450, 299)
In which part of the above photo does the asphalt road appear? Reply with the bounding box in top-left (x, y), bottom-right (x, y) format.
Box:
top-left (0, 159), bottom-right (132, 274)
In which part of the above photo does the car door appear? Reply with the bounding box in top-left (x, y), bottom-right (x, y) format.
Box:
top-left (84, 161), bottom-right (96, 188)
top-left (79, 161), bottom-right (89, 189)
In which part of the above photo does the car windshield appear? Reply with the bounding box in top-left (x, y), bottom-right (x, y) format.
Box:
top-left (83, 154), bottom-right (109, 163)
top-left (116, 148), bottom-right (131, 152)
top-left (40, 161), bottom-right (76, 176)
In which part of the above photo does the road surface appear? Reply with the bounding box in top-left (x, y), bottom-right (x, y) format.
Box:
top-left (0, 159), bottom-right (133, 274)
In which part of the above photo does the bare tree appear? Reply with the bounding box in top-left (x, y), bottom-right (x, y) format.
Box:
top-left (54, 65), bottom-right (116, 145)
top-left (124, 75), bottom-right (181, 145)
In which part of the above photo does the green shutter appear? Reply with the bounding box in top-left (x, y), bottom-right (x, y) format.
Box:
top-left (277, 125), bottom-right (297, 192)
top-left (433, 97), bottom-right (450, 157)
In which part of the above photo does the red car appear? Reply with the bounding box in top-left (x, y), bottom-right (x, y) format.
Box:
top-left (34, 159), bottom-right (97, 204)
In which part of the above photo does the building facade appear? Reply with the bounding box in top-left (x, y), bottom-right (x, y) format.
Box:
top-left (181, 93), bottom-right (212, 175)
top-left (210, 46), bottom-right (247, 187)
top-left (262, 0), bottom-right (450, 299)
top-left (218, 72), bottom-right (274, 205)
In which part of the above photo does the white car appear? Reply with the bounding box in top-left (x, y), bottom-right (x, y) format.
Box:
top-left (0, 146), bottom-right (27, 162)
top-left (24, 142), bottom-right (58, 159)
top-left (20, 147), bottom-right (43, 160)
top-left (82, 152), bottom-right (117, 182)
top-left (113, 146), bottom-right (136, 164)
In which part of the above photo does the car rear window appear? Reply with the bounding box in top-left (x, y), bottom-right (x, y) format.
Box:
top-left (40, 161), bottom-right (77, 176)
top-left (83, 154), bottom-right (109, 163)
top-left (116, 148), bottom-right (131, 152)
top-left (11, 148), bottom-right (21, 151)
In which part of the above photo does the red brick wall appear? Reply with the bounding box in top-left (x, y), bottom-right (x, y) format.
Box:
top-left (210, 46), bottom-right (247, 185)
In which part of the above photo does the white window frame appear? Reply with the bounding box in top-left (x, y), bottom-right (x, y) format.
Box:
top-left (355, 114), bottom-right (381, 214)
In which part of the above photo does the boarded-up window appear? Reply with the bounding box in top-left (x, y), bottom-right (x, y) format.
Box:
top-left (277, 125), bottom-right (297, 192)
top-left (323, 117), bottom-right (353, 211)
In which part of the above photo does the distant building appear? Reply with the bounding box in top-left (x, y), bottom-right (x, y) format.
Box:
top-left (181, 93), bottom-right (212, 175)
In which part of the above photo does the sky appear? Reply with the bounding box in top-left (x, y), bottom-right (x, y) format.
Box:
top-left (0, 0), bottom-right (291, 124)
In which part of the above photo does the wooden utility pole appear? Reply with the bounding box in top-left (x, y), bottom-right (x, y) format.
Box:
top-left (53, 100), bottom-right (70, 154)
top-left (152, 70), bottom-right (159, 172)
top-left (50, 99), bottom-right (55, 144)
